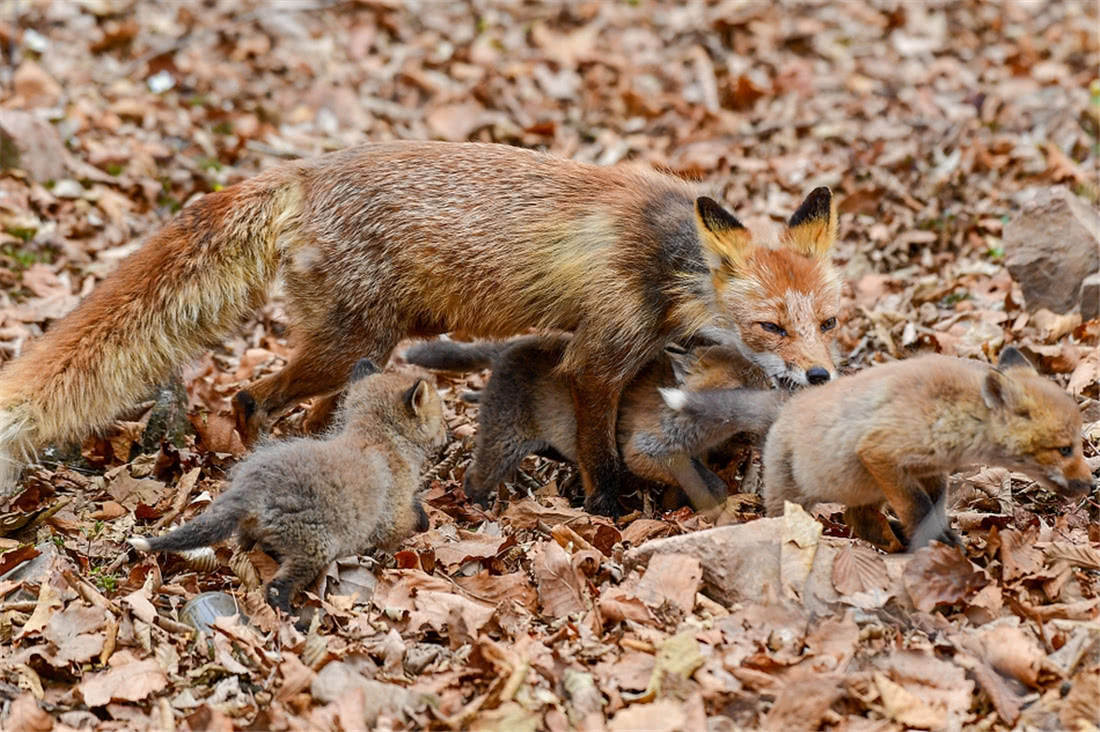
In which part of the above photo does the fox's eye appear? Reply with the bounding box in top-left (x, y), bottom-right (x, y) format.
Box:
top-left (821, 317), bottom-right (837, 332)
top-left (760, 322), bottom-right (787, 336)
top-left (1057, 445), bottom-right (1074, 457)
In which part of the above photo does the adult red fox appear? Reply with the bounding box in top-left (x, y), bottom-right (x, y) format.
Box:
top-left (0, 141), bottom-right (839, 514)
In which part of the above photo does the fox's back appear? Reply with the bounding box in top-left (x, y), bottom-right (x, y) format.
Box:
top-left (293, 142), bottom-right (704, 340)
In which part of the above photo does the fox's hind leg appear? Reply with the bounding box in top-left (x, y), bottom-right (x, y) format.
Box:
top-left (234, 325), bottom-right (399, 445)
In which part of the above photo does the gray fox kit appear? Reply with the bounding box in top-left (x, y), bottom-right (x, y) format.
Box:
top-left (760, 348), bottom-right (1094, 551)
top-left (405, 336), bottom-right (784, 510)
top-left (129, 360), bottom-right (446, 611)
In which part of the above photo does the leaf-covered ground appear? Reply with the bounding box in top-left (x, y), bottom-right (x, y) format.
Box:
top-left (1, 1), bottom-right (1098, 729)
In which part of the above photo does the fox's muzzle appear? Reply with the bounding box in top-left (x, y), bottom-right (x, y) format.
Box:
top-left (1066, 477), bottom-right (1095, 497)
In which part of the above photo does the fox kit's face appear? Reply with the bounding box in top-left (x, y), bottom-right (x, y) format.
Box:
top-left (983, 352), bottom-right (1094, 498)
top-left (344, 361), bottom-right (448, 455)
top-left (694, 189), bottom-right (841, 388)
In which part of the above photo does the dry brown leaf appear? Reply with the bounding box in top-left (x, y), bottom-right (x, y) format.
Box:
top-left (633, 553), bottom-right (701, 615)
top-left (3, 693), bottom-right (53, 732)
top-left (873, 672), bottom-right (945, 730)
top-left (975, 622), bottom-right (1045, 688)
top-left (832, 542), bottom-right (890, 595)
top-left (999, 527), bottom-right (1044, 581)
top-left (533, 539), bottom-right (589, 618)
top-left (1045, 542), bottom-right (1100, 571)
top-left (1060, 666), bottom-right (1100, 729)
top-left (78, 656), bottom-right (167, 707)
top-left (903, 542), bottom-right (987, 612)
top-left (43, 604), bottom-right (106, 665)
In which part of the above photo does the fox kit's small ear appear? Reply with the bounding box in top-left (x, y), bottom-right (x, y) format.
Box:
top-left (783, 187), bottom-right (837, 258)
top-left (982, 368), bottom-right (1025, 411)
top-left (663, 343), bottom-right (697, 385)
top-left (695, 197), bottom-right (752, 280)
top-left (404, 378), bottom-right (431, 416)
top-left (350, 358), bottom-right (379, 382)
top-left (996, 346), bottom-right (1035, 374)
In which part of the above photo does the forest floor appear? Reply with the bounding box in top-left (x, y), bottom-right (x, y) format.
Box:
top-left (0, 1), bottom-right (1098, 730)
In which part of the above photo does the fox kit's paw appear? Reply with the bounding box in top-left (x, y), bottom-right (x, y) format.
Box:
top-left (266, 582), bottom-right (294, 614)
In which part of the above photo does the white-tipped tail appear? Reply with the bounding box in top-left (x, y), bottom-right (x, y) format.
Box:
top-left (128, 536), bottom-right (152, 552)
top-left (659, 387), bottom-right (687, 411)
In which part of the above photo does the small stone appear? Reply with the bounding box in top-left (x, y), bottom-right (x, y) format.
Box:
top-left (1080, 272), bottom-right (1099, 322)
top-left (12, 60), bottom-right (63, 109)
top-left (624, 519), bottom-right (783, 606)
top-left (1005, 187), bottom-right (1100, 315)
top-left (51, 179), bottom-right (84, 199)
top-left (0, 109), bottom-right (67, 182)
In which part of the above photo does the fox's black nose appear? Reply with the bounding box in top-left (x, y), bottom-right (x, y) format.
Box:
top-left (806, 366), bottom-right (831, 385)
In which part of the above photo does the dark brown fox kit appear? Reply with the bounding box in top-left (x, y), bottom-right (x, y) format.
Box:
top-left (129, 360), bottom-right (446, 611)
top-left (0, 141), bottom-right (839, 516)
top-left (406, 336), bottom-right (784, 510)
top-left (762, 348), bottom-right (1094, 552)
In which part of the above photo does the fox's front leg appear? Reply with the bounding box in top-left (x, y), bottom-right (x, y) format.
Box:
top-left (570, 372), bottom-right (626, 517)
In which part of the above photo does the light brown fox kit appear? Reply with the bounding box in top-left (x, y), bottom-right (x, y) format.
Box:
top-left (406, 336), bottom-right (784, 509)
top-left (0, 141), bottom-right (838, 515)
top-left (129, 360), bottom-right (446, 611)
top-left (761, 348), bottom-right (1094, 552)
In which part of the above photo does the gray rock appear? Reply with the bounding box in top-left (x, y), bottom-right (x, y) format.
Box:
top-left (624, 519), bottom-right (784, 606)
top-left (0, 109), bottom-right (67, 183)
top-left (1080, 272), bottom-right (1099, 322)
top-left (1005, 187), bottom-right (1100, 315)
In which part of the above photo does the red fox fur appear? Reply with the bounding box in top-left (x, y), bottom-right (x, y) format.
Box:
top-left (0, 141), bottom-right (839, 514)
top-left (762, 347), bottom-right (1094, 551)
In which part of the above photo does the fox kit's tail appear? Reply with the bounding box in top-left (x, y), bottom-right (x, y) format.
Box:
top-left (129, 490), bottom-right (248, 553)
top-left (660, 386), bottom-right (787, 437)
top-left (404, 339), bottom-right (505, 372)
top-left (0, 169), bottom-right (306, 495)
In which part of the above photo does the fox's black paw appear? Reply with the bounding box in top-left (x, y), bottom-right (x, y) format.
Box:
top-left (584, 490), bottom-right (623, 518)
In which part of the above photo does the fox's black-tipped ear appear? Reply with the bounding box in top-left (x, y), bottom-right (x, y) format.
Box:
top-left (996, 346), bottom-right (1035, 373)
top-left (404, 379), bottom-right (431, 416)
top-left (696, 197), bottom-right (746, 234)
top-left (694, 197), bottom-right (752, 281)
top-left (350, 358), bottom-right (379, 382)
top-left (784, 187), bottom-right (837, 258)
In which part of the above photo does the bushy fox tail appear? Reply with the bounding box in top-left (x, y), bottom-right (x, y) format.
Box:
top-left (0, 168), bottom-right (306, 496)
top-left (404, 338), bottom-right (505, 372)
top-left (129, 491), bottom-right (248, 553)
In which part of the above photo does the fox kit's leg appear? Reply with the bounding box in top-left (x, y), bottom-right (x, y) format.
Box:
top-left (265, 552), bottom-right (328, 613)
top-left (857, 446), bottom-right (939, 551)
top-left (570, 372), bottom-right (626, 516)
top-left (906, 475), bottom-right (959, 549)
top-left (843, 505), bottom-right (905, 552)
top-left (665, 454), bottom-right (724, 510)
top-left (762, 436), bottom-right (797, 517)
